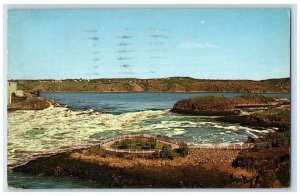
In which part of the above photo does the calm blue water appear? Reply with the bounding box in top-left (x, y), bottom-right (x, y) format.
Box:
top-left (40, 92), bottom-right (290, 114)
top-left (7, 92), bottom-right (290, 189)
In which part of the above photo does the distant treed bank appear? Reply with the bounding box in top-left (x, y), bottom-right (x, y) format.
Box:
top-left (13, 77), bottom-right (290, 93)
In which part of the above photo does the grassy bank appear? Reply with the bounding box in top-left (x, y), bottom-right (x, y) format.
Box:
top-left (111, 137), bottom-right (165, 150)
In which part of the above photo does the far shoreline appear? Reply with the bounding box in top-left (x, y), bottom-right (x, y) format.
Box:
top-left (13, 77), bottom-right (290, 94)
top-left (39, 91), bottom-right (290, 94)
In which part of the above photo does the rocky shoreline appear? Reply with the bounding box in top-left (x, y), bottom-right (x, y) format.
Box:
top-left (7, 93), bottom-right (55, 111)
top-left (11, 146), bottom-right (245, 188)
top-left (11, 141), bottom-right (290, 188)
top-left (170, 95), bottom-right (290, 188)
top-left (217, 105), bottom-right (290, 132)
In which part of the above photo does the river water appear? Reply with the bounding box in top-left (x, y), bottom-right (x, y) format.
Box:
top-left (6, 92), bottom-right (289, 189)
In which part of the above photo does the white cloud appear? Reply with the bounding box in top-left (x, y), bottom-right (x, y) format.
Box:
top-left (200, 20), bottom-right (205, 24)
top-left (178, 41), bottom-right (218, 49)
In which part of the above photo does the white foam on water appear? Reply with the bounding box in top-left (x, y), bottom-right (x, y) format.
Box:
top-left (244, 130), bottom-right (260, 138)
top-left (210, 123), bottom-right (274, 138)
top-left (211, 124), bottom-right (240, 131)
top-left (7, 107), bottom-right (168, 165)
top-left (166, 128), bottom-right (186, 137)
top-left (7, 106), bottom-right (275, 166)
top-left (241, 126), bottom-right (273, 134)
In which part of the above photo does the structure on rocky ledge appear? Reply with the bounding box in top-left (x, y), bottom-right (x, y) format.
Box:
top-left (7, 81), bottom-right (23, 104)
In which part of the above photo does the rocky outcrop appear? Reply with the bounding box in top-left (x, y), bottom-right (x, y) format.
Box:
top-left (12, 147), bottom-right (242, 188)
top-left (171, 96), bottom-right (236, 115)
top-left (229, 168), bottom-right (258, 188)
top-left (29, 84), bottom-right (48, 94)
top-left (218, 106), bottom-right (290, 131)
top-left (129, 83), bottom-right (145, 92)
top-left (231, 146), bottom-right (290, 188)
top-left (171, 95), bottom-right (279, 116)
top-left (7, 93), bottom-right (55, 111)
top-left (10, 141), bottom-right (290, 188)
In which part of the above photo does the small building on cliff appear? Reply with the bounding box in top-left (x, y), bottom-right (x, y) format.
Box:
top-left (7, 81), bottom-right (23, 104)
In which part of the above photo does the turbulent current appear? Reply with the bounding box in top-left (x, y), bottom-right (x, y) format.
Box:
top-left (7, 92), bottom-right (289, 188)
top-left (7, 105), bottom-right (273, 166)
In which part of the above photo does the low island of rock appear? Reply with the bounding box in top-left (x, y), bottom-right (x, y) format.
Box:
top-left (171, 94), bottom-right (284, 116)
top-left (7, 93), bottom-right (55, 111)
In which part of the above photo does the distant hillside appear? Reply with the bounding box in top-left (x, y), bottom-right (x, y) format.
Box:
top-left (13, 77), bottom-right (290, 93)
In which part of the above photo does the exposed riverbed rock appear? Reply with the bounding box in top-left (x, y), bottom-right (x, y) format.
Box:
top-left (172, 96), bottom-right (236, 115)
top-left (218, 106), bottom-right (290, 131)
top-left (232, 146), bottom-right (290, 188)
top-left (10, 141), bottom-right (290, 188)
top-left (8, 93), bottom-right (55, 111)
top-left (12, 147), bottom-right (243, 188)
top-left (229, 168), bottom-right (258, 187)
top-left (171, 95), bottom-right (278, 116)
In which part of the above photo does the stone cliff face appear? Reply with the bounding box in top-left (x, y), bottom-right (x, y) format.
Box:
top-left (29, 84), bottom-right (48, 94)
top-left (129, 83), bottom-right (145, 92)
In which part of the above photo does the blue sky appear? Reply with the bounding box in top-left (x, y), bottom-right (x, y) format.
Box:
top-left (7, 9), bottom-right (290, 80)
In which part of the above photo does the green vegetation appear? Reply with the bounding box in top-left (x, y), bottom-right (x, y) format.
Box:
top-left (243, 106), bottom-right (290, 132)
top-left (219, 106), bottom-right (290, 132)
top-left (221, 105), bottom-right (290, 152)
top-left (159, 144), bottom-right (174, 160)
top-left (111, 137), bottom-right (189, 160)
top-left (265, 132), bottom-right (290, 148)
top-left (111, 137), bottom-right (164, 150)
top-left (231, 94), bottom-right (276, 105)
top-left (187, 96), bottom-right (233, 108)
top-left (230, 105), bottom-right (290, 188)
top-left (153, 149), bottom-right (161, 159)
top-left (176, 142), bottom-right (190, 157)
top-left (13, 77), bottom-right (289, 93)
